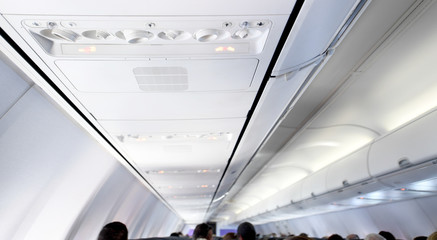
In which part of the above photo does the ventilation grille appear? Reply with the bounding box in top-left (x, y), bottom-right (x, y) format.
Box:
top-left (133, 67), bottom-right (188, 91)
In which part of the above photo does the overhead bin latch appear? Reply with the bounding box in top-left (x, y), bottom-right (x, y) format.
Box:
top-left (398, 158), bottom-right (412, 168)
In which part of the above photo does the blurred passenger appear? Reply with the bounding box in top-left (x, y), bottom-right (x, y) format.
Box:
top-left (428, 232), bottom-right (437, 240)
top-left (365, 233), bottom-right (385, 240)
top-left (291, 236), bottom-right (312, 240)
top-left (224, 232), bottom-right (237, 240)
top-left (193, 223), bottom-right (213, 240)
top-left (171, 232), bottom-right (180, 237)
top-left (237, 222), bottom-right (256, 240)
top-left (414, 236), bottom-right (427, 240)
top-left (97, 221), bottom-right (128, 240)
top-left (286, 235), bottom-right (295, 240)
top-left (346, 234), bottom-right (360, 240)
top-left (379, 231), bottom-right (395, 240)
top-left (328, 234), bottom-right (343, 240)
top-left (299, 233), bottom-right (309, 238)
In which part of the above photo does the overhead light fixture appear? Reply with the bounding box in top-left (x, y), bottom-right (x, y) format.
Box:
top-left (82, 30), bottom-right (112, 40)
top-left (158, 30), bottom-right (190, 40)
top-left (194, 29), bottom-right (228, 42)
top-left (39, 22), bottom-right (81, 42)
top-left (116, 30), bottom-right (154, 43)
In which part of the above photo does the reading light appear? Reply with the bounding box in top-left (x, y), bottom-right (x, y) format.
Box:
top-left (77, 46), bottom-right (96, 53)
top-left (40, 28), bottom-right (80, 42)
top-left (194, 29), bottom-right (227, 42)
top-left (233, 29), bottom-right (249, 39)
top-left (116, 30), bottom-right (154, 44)
top-left (82, 30), bottom-right (112, 40)
top-left (158, 30), bottom-right (190, 40)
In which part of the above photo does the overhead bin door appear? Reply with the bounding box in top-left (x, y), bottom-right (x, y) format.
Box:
top-left (326, 145), bottom-right (371, 191)
top-left (368, 109), bottom-right (437, 177)
top-left (301, 168), bottom-right (328, 199)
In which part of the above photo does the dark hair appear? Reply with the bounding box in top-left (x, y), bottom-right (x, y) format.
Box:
top-left (379, 231), bottom-right (395, 240)
top-left (223, 232), bottom-right (237, 240)
top-left (193, 223), bottom-right (212, 240)
top-left (98, 222), bottom-right (128, 240)
top-left (413, 236), bottom-right (427, 240)
top-left (328, 234), bottom-right (343, 240)
top-left (237, 222), bottom-right (256, 240)
top-left (171, 232), bottom-right (180, 237)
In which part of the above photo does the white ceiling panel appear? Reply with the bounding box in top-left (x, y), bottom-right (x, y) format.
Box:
top-left (74, 92), bottom-right (256, 120)
top-left (0, 0), bottom-right (296, 16)
top-left (272, 0), bottom-right (360, 75)
top-left (310, 1), bottom-right (437, 134)
top-left (147, 173), bottom-right (221, 189)
top-left (56, 59), bottom-right (259, 93)
top-left (100, 118), bottom-right (245, 133)
top-left (100, 118), bottom-right (245, 169)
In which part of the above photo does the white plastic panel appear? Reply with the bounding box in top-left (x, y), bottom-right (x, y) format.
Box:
top-left (100, 118), bottom-right (245, 133)
top-left (0, 0), bottom-right (296, 16)
top-left (368, 109), bottom-right (437, 177)
top-left (272, 0), bottom-right (359, 75)
top-left (0, 77), bottom-right (182, 239)
top-left (0, 56), bottom-right (30, 118)
top-left (75, 91), bottom-right (256, 120)
top-left (56, 59), bottom-right (259, 92)
top-left (377, 161), bottom-right (437, 188)
top-left (283, 179), bottom-right (304, 204)
top-left (326, 145), bottom-right (371, 191)
top-left (100, 118), bottom-right (245, 170)
top-left (300, 168), bottom-right (328, 199)
top-left (0, 87), bottom-right (116, 239)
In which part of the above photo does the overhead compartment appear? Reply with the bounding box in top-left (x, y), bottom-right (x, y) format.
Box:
top-left (368, 108), bottom-right (437, 177)
top-left (300, 168), bottom-right (328, 199)
top-left (326, 145), bottom-right (371, 192)
top-left (272, 0), bottom-right (361, 76)
top-left (284, 179), bottom-right (304, 204)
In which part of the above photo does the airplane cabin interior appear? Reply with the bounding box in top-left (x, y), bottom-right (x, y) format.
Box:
top-left (1, 0), bottom-right (437, 239)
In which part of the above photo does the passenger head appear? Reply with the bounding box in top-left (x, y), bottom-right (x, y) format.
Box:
top-left (237, 222), bottom-right (256, 240)
top-left (346, 234), bottom-right (360, 240)
top-left (193, 223), bottom-right (213, 240)
top-left (291, 236), bottom-right (312, 240)
top-left (171, 232), bottom-right (180, 237)
top-left (224, 232), bottom-right (237, 240)
top-left (379, 231), bottom-right (395, 240)
top-left (328, 234), bottom-right (343, 240)
top-left (97, 221), bottom-right (128, 240)
top-left (428, 232), bottom-right (437, 240)
top-left (414, 237), bottom-right (427, 240)
top-left (365, 233), bottom-right (385, 240)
